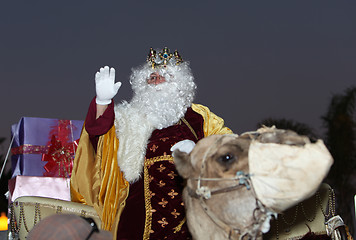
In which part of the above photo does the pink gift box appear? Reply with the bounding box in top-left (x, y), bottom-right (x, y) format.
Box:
top-left (8, 176), bottom-right (71, 203)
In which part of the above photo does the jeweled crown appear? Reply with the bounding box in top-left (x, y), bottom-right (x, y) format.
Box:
top-left (147, 47), bottom-right (183, 69)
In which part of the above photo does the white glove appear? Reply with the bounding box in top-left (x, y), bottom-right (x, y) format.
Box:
top-left (95, 66), bottom-right (122, 105)
top-left (170, 140), bottom-right (196, 156)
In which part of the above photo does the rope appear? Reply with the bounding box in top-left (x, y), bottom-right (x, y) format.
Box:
top-left (0, 133), bottom-right (15, 179)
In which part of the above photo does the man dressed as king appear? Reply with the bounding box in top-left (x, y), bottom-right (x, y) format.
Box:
top-left (70, 47), bottom-right (232, 239)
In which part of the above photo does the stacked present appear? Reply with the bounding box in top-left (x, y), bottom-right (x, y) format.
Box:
top-left (8, 117), bottom-right (84, 203)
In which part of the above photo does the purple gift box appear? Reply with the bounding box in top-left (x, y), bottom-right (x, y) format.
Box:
top-left (11, 117), bottom-right (84, 178)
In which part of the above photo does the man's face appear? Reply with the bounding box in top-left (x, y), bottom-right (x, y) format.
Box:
top-left (147, 72), bottom-right (166, 85)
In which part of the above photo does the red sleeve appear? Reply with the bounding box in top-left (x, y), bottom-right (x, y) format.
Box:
top-left (84, 97), bottom-right (115, 150)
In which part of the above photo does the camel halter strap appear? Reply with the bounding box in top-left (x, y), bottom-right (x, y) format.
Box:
top-left (188, 134), bottom-right (270, 240)
top-left (195, 134), bottom-right (251, 199)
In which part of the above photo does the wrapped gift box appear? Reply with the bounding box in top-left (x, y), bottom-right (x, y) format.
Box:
top-left (11, 117), bottom-right (84, 178)
top-left (8, 176), bottom-right (71, 203)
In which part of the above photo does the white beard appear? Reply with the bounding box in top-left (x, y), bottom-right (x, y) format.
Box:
top-left (130, 81), bottom-right (189, 129)
top-left (114, 63), bottom-right (196, 182)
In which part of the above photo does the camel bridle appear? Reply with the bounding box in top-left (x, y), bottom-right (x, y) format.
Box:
top-left (186, 134), bottom-right (273, 240)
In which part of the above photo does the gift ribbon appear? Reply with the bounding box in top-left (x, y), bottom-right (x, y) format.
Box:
top-left (11, 145), bottom-right (49, 155)
top-left (42, 135), bottom-right (79, 178)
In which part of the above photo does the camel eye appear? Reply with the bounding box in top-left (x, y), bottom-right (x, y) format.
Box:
top-left (218, 154), bottom-right (236, 164)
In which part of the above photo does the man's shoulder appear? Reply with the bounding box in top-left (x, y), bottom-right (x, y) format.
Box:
top-left (191, 103), bottom-right (233, 135)
top-left (191, 103), bottom-right (211, 115)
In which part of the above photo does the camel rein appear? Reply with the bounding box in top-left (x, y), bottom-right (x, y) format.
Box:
top-left (187, 176), bottom-right (268, 240)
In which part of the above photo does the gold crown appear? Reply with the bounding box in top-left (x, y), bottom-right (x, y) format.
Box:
top-left (147, 47), bottom-right (183, 69)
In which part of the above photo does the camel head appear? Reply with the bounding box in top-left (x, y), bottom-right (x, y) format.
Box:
top-left (174, 134), bottom-right (269, 240)
top-left (173, 127), bottom-right (333, 240)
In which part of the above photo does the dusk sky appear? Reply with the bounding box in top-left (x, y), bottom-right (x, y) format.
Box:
top-left (1, 1), bottom-right (355, 156)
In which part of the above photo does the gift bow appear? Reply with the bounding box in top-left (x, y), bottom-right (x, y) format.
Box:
top-left (42, 135), bottom-right (79, 178)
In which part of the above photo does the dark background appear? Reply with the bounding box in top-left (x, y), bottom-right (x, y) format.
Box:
top-left (0, 0), bottom-right (355, 235)
top-left (1, 1), bottom-right (355, 142)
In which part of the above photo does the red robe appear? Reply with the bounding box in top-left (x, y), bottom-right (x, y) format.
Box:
top-left (72, 98), bottom-right (232, 239)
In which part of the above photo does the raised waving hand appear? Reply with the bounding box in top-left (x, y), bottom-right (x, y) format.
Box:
top-left (95, 66), bottom-right (122, 105)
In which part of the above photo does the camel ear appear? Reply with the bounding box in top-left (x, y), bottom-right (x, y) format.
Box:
top-left (173, 149), bottom-right (193, 179)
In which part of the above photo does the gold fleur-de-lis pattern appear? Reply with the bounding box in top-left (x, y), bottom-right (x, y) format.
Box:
top-left (168, 189), bottom-right (178, 199)
top-left (141, 109), bottom-right (205, 239)
top-left (157, 180), bottom-right (166, 188)
top-left (150, 144), bottom-right (158, 152)
top-left (143, 156), bottom-right (191, 240)
top-left (158, 218), bottom-right (168, 228)
top-left (157, 164), bottom-right (166, 172)
top-left (158, 198), bottom-right (168, 208)
top-left (171, 209), bottom-right (180, 219)
top-left (168, 171), bottom-right (177, 180)
top-left (149, 190), bottom-right (155, 197)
